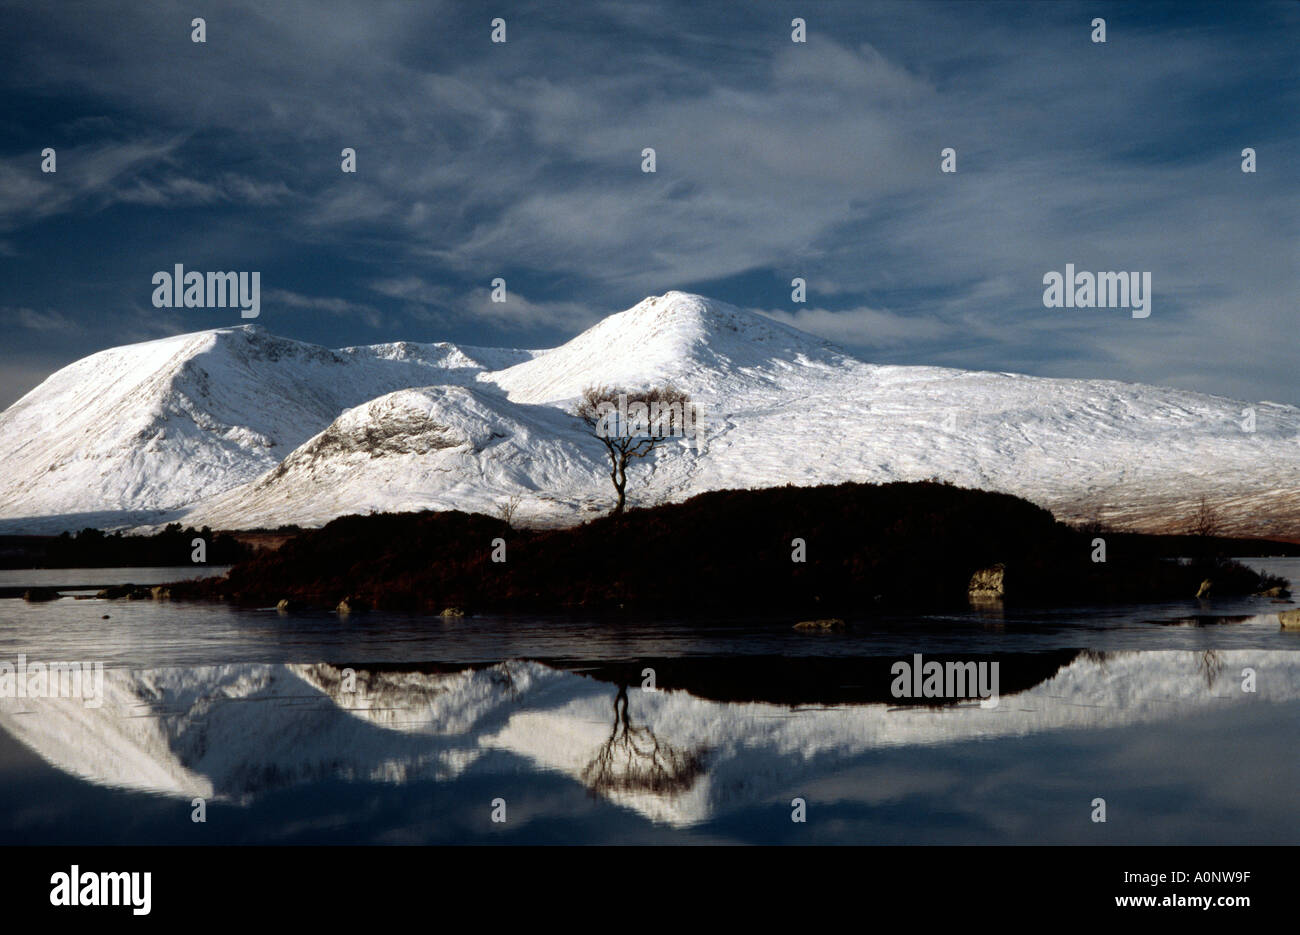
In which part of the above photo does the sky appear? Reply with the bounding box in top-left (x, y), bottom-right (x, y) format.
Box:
top-left (1, 0), bottom-right (1297, 409)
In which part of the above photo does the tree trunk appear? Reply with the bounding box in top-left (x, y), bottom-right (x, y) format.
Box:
top-left (613, 460), bottom-right (627, 515)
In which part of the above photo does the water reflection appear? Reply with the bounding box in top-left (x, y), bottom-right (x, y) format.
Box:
top-left (581, 684), bottom-right (706, 797)
top-left (1, 650), bottom-right (1296, 831)
top-left (1197, 648), bottom-right (1224, 689)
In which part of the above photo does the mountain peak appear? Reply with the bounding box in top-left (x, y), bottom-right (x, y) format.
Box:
top-left (619, 291), bottom-right (840, 353)
top-left (491, 291), bottom-right (852, 403)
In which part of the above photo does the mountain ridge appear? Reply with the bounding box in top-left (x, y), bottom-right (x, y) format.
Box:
top-left (1, 291), bottom-right (1296, 536)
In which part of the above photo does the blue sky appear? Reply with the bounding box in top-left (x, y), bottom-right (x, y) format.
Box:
top-left (1, 0), bottom-right (1297, 408)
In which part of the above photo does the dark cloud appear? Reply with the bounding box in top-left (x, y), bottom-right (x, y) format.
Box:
top-left (0, 0), bottom-right (1296, 407)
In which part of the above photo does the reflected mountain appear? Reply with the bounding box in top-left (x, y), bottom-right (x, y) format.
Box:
top-left (1, 650), bottom-right (1296, 827)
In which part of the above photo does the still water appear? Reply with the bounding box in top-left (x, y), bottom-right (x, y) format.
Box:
top-left (1, 561), bottom-right (1297, 844)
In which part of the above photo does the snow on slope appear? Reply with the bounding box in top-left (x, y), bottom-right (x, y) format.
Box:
top-left (190, 385), bottom-right (614, 528)
top-left (2, 291), bottom-right (1297, 535)
top-left (2, 650), bottom-right (1296, 825)
top-left (678, 360), bottom-right (1300, 537)
top-left (0, 326), bottom-right (531, 531)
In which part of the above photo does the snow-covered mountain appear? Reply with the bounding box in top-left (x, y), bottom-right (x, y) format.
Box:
top-left (0, 291), bottom-right (1296, 535)
top-left (0, 326), bottom-right (536, 530)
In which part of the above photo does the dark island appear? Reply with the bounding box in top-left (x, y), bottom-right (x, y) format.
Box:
top-left (0, 524), bottom-right (251, 569)
top-left (166, 481), bottom-right (1291, 616)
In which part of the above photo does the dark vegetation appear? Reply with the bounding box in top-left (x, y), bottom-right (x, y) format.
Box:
top-left (1098, 531), bottom-right (1300, 559)
top-left (335, 651), bottom-right (1085, 707)
top-left (168, 481), bottom-right (1289, 615)
top-left (556, 651), bottom-right (1084, 707)
top-left (0, 524), bottom-right (251, 569)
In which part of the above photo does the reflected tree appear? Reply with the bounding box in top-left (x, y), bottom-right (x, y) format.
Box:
top-left (1196, 649), bottom-right (1224, 689)
top-left (581, 685), bottom-right (705, 796)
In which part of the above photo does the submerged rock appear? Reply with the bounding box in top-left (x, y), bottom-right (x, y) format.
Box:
top-left (22, 587), bottom-right (61, 602)
top-left (793, 618), bottom-right (845, 631)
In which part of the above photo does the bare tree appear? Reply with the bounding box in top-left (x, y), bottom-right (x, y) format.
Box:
top-left (575, 384), bottom-right (692, 516)
top-left (494, 494), bottom-right (523, 528)
top-left (1188, 495), bottom-right (1221, 539)
top-left (1075, 501), bottom-right (1111, 538)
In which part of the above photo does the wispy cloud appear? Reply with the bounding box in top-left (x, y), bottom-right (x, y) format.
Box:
top-left (0, 138), bottom-right (182, 230)
top-left (0, 0), bottom-right (1296, 407)
top-left (5, 306), bottom-right (77, 333)
top-left (265, 288), bottom-right (387, 329)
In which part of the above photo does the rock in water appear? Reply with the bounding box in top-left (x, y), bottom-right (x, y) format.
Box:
top-left (793, 618), bottom-right (845, 631)
top-left (969, 563), bottom-right (1006, 602)
top-left (336, 596), bottom-right (369, 615)
top-left (22, 587), bottom-right (61, 602)
top-left (95, 584), bottom-right (154, 600)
